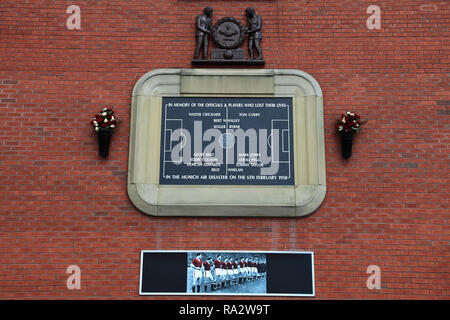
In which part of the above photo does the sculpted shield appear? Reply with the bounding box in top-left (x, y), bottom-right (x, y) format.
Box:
top-left (212, 17), bottom-right (245, 49)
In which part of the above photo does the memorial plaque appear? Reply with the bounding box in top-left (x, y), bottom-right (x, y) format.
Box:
top-left (159, 97), bottom-right (294, 186)
top-left (128, 69), bottom-right (326, 217)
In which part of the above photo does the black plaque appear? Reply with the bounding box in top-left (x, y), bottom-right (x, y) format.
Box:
top-left (159, 97), bottom-right (294, 186)
top-left (140, 250), bottom-right (315, 296)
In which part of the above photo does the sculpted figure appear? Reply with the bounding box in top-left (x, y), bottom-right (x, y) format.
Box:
top-left (245, 7), bottom-right (263, 60)
top-left (194, 7), bottom-right (213, 59)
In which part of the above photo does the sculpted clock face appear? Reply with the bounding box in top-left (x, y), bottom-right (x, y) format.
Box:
top-left (212, 17), bottom-right (245, 49)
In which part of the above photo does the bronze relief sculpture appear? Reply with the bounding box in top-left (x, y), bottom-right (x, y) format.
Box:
top-left (194, 7), bottom-right (213, 60)
top-left (212, 17), bottom-right (245, 50)
top-left (245, 7), bottom-right (263, 60)
top-left (192, 7), bottom-right (264, 65)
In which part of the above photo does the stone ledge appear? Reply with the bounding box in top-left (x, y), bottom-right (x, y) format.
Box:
top-left (191, 59), bottom-right (265, 66)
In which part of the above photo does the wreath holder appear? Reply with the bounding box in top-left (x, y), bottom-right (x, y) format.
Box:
top-left (336, 112), bottom-right (364, 159)
top-left (98, 130), bottom-right (112, 158)
top-left (340, 131), bottom-right (354, 159)
top-left (90, 108), bottom-right (118, 158)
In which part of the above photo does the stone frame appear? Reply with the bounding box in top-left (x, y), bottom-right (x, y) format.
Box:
top-left (128, 69), bottom-right (326, 217)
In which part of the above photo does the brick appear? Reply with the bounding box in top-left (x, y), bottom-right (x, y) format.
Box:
top-left (0, 0), bottom-right (448, 300)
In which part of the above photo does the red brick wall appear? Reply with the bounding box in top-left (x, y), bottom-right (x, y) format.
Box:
top-left (0, 0), bottom-right (448, 299)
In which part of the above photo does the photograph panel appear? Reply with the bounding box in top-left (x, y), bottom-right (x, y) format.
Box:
top-left (140, 250), bottom-right (313, 296)
top-left (186, 251), bottom-right (267, 295)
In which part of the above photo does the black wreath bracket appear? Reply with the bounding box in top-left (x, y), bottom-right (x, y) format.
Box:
top-left (192, 8), bottom-right (265, 65)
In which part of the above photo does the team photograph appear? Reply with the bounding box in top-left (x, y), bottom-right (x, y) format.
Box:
top-left (186, 252), bottom-right (267, 295)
